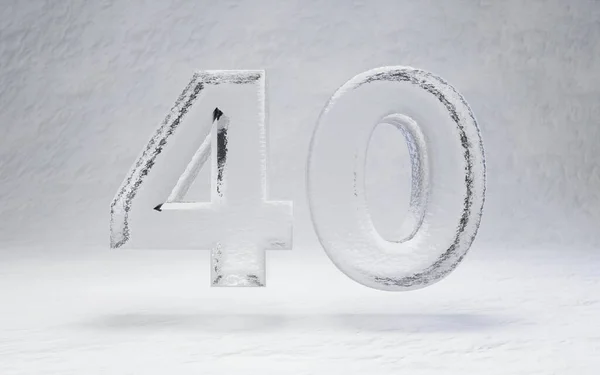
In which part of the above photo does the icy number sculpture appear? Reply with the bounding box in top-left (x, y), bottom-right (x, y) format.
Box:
top-left (110, 71), bottom-right (293, 287)
top-left (111, 67), bottom-right (486, 291)
top-left (307, 67), bottom-right (486, 291)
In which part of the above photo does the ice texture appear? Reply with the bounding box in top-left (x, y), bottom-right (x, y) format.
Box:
top-left (110, 71), bottom-right (293, 287)
top-left (307, 66), bottom-right (486, 291)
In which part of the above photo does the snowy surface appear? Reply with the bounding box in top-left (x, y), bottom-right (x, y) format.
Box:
top-left (1, 246), bottom-right (599, 374)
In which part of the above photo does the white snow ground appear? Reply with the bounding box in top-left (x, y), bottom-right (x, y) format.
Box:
top-left (1, 245), bottom-right (598, 374)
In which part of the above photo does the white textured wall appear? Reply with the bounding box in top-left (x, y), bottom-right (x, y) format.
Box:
top-left (1, 0), bottom-right (599, 251)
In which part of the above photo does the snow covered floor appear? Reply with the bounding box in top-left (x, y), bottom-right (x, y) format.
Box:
top-left (0, 245), bottom-right (598, 374)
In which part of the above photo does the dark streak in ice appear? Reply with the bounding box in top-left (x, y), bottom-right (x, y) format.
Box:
top-left (110, 75), bottom-right (204, 248)
top-left (213, 107), bottom-right (223, 121)
top-left (215, 112), bottom-right (228, 197)
top-left (212, 275), bottom-right (222, 285)
top-left (246, 274), bottom-right (264, 287)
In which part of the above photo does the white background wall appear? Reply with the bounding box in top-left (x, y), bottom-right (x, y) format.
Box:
top-left (1, 0), bottom-right (599, 252)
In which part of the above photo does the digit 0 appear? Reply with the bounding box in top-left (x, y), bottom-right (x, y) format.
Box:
top-left (307, 66), bottom-right (486, 291)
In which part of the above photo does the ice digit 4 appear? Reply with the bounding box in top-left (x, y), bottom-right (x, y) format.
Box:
top-left (307, 66), bottom-right (486, 291)
top-left (110, 71), bottom-right (293, 287)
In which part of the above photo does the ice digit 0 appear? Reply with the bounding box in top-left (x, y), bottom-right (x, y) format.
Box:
top-left (307, 66), bottom-right (486, 291)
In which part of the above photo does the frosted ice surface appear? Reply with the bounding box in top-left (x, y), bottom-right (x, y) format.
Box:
top-left (110, 71), bottom-right (292, 287)
top-left (307, 66), bottom-right (486, 291)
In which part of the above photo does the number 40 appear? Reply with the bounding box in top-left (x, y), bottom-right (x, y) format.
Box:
top-left (110, 67), bottom-right (486, 291)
